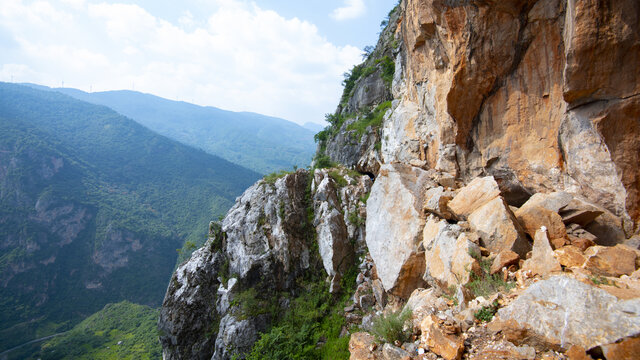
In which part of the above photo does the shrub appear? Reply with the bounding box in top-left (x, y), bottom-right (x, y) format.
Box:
top-left (346, 101), bottom-right (392, 137)
top-left (465, 252), bottom-right (515, 298)
top-left (313, 154), bottom-right (336, 169)
top-left (263, 170), bottom-right (292, 185)
top-left (474, 301), bottom-right (499, 322)
top-left (370, 309), bottom-right (412, 344)
top-left (348, 210), bottom-right (364, 227)
top-left (329, 170), bottom-right (348, 187)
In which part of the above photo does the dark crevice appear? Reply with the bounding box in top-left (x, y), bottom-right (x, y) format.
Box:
top-left (567, 92), bottom-right (640, 111)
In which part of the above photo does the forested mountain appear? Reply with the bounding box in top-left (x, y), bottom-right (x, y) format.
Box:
top-left (38, 86), bottom-right (317, 174)
top-left (0, 82), bottom-right (260, 354)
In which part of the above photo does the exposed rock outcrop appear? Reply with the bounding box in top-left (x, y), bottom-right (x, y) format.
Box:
top-left (162, 1), bottom-right (640, 359)
top-left (159, 168), bottom-right (371, 359)
top-left (366, 163), bottom-right (433, 297)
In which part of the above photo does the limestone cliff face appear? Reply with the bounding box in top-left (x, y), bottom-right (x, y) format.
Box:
top-left (326, 0), bottom-right (639, 238)
top-left (159, 169), bottom-right (370, 359)
top-left (161, 1), bottom-right (640, 358)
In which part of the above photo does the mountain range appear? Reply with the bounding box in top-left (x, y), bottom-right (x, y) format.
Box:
top-left (0, 82), bottom-right (260, 354)
top-left (28, 85), bottom-right (319, 175)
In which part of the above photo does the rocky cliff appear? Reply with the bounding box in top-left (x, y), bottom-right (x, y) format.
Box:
top-left (160, 0), bottom-right (640, 359)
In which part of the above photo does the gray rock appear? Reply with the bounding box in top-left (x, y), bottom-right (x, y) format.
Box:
top-left (159, 236), bottom-right (224, 360)
top-left (346, 68), bottom-right (391, 113)
top-left (366, 163), bottom-right (434, 297)
top-left (160, 170), bottom-right (314, 360)
top-left (313, 170), bottom-right (352, 279)
top-left (212, 314), bottom-right (269, 360)
top-left (382, 343), bottom-right (411, 360)
top-left (423, 217), bottom-right (480, 288)
top-left (495, 275), bottom-right (640, 350)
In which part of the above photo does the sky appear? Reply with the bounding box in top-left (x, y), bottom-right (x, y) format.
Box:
top-left (0, 0), bottom-right (398, 125)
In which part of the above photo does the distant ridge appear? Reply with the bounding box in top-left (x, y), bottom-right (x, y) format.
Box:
top-left (26, 84), bottom-right (317, 174)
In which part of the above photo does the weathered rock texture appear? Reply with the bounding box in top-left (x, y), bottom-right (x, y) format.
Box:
top-left (159, 169), bottom-right (371, 359)
top-left (495, 276), bottom-right (640, 351)
top-left (366, 163), bottom-right (434, 297)
top-left (323, 0), bottom-right (639, 236)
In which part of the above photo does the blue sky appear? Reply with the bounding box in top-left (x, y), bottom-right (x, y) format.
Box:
top-left (0, 0), bottom-right (398, 125)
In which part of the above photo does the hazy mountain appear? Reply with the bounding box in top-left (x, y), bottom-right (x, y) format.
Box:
top-left (0, 82), bottom-right (259, 353)
top-left (303, 122), bottom-right (325, 133)
top-left (38, 86), bottom-right (316, 174)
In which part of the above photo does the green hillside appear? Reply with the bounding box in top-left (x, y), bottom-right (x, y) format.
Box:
top-left (7, 301), bottom-right (161, 360)
top-left (0, 82), bottom-right (260, 354)
top-left (50, 87), bottom-right (317, 174)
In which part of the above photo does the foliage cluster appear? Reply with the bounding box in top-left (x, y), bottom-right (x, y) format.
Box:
top-left (370, 309), bottom-right (413, 344)
top-left (465, 251), bottom-right (515, 298)
top-left (263, 170), bottom-right (292, 186)
top-left (245, 266), bottom-right (357, 360)
top-left (474, 301), bottom-right (499, 322)
top-left (346, 101), bottom-right (392, 137)
top-left (36, 301), bottom-right (161, 360)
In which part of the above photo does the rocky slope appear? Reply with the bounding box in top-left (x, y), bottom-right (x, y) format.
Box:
top-left (160, 0), bottom-right (640, 359)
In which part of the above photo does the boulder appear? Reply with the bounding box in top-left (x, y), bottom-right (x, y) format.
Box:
top-left (313, 170), bottom-right (353, 285)
top-left (515, 205), bottom-right (568, 247)
top-left (522, 228), bottom-right (562, 277)
top-left (382, 343), bottom-right (411, 360)
top-left (404, 288), bottom-right (439, 327)
top-left (423, 217), bottom-right (481, 288)
top-left (494, 276), bottom-right (640, 350)
top-left (212, 314), bottom-right (269, 360)
top-left (366, 163), bottom-right (433, 297)
top-left (472, 340), bottom-right (536, 360)
top-left (565, 345), bottom-right (592, 360)
top-left (518, 192), bottom-right (574, 214)
top-left (600, 335), bottom-right (640, 360)
top-left (423, 186), bottom-right (454, 219)
top-left (490, 250), bottom-right (520, 275)
top-left (448, 176), bottom-right (501, 220)
top-left (583, 245), bottom-right (637, 277)
top-left (349, 332), bottom-right (380, 360)
top-left (420, 315), bottom-right (464, 360)
top-left (553, 246), bottom-right (586, 268)
top-left (468, 197), bottom-right (531, 258)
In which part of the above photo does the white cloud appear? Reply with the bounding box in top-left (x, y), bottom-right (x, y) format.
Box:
top-left (330, 0), bottom-right (366, 21)
top-left (0, 0), bottom-right (362, 125)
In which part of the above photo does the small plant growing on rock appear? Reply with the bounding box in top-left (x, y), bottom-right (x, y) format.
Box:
top-left (370, 309), bottom-right (412, 344)
top-left (466, 250), bottom-right (515, 298)
top-left (474, 301), bottom-right (499, 322)
top-left (348, 210), bottom-right (364, 227)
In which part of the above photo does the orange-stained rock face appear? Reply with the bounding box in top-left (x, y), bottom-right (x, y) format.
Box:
top-left (393, 0), bottom-right (639, 232)
top-left (563, 0), bottom-right (640, 105)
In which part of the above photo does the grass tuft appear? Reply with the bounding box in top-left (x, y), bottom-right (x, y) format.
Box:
top-left (370, 309), bottom-right (412, 344)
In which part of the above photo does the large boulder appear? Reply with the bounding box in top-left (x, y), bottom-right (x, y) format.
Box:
top-left (583, 245), bottom-right (638, 277)
top-left (313, 168), bottom-right (372, 291)
top-left (423, 216), bottom-right (480, 289)
top-left (521, 228), bottom-right (562, 277)
top-left (494, 276), bottom-right (640, 351)
top-left (313, 170), bottom-right (353, 285)
top-left (468, 197), bottom-right (531, 258)
top-left (366, 163), bottom-right (434, 297)
top-left (448, 176), bottom-right (501, 220)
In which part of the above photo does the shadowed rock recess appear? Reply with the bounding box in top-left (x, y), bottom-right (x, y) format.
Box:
top-left (160, 0), bottom-right (640, 359)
